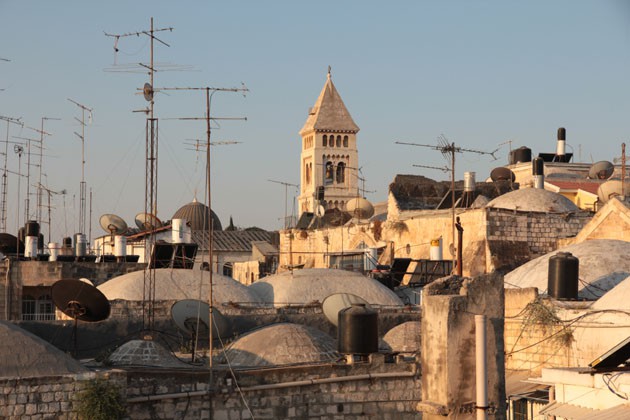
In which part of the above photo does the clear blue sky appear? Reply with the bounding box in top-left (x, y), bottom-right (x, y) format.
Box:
top-left (1, 1), bottom-right (629, 241)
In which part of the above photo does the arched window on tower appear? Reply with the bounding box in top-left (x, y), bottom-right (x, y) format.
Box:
top-left (336, 162), bottom-right (346, 184)
top-left (323, 135), bottom-right (327, 147)
top-left (305, 162), bottom-right (311, 184)
top-left (336, 135), bottom-right (341, 147)
top-left (325, 161), bottom-right (334, 185)
top-left (343, 135), bottom-right (348, 147)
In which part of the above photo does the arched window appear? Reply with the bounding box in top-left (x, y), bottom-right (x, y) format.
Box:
top-left (305, 162), bottom-right (311, 184)
top-left (322, 135), bottom-right (327, 147)
top-left (336, 135), bottom-right (341, 147)
top-left (343, 135), bottom-right (348, 147)
top-left (334, 200), bottom-right (339, 208)
top-left (336, 162), bottom-right (346, 183)
top-left (325, 161), bottom-right (334, 184)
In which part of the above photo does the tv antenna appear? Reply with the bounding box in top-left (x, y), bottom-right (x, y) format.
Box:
top-left (268, 179), bottom-right (299, 229)
top-left (0, 116), bottom-right (23, 232)
top-left (36, 117), bottom-right (61, 227)
top-left (161, 83), bottom-right (248, 384)
top-left (68, 98), bottom-right (92, 236)
top-left (396, 135), bottom-right (496, 268)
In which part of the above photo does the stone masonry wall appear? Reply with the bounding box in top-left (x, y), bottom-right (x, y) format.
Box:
top-left (0, 371), bottom-right (125, 420)
top-left (125, 357), bottom-right (421, 420)
top-left (486, 209), bottom-right (590, 257)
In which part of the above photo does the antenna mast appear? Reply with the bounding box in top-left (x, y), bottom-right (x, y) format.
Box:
top-left (268, 179), bottom-right (299, 229)
top-left (396, 135), bottom-right (495, 271)
top-left (37, 117), bottom-right (60, 228)
top-left (68, 98), bottom-right (92, 235)
top-left (0, 116), bottom-right (23, 232)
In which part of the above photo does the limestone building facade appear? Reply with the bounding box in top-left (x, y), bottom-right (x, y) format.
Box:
top-left (298, 69), bottom-right (360, 215)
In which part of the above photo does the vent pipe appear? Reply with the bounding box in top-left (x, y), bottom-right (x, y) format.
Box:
top-left (533, 157), bottom-right (545, 189)
top-left (556, 127), bottom-right (566, 157)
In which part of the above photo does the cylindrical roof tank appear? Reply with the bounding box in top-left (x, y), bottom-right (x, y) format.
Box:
top-left (74, 233), bottom-right (87, 257)
top-left (548, 252), bottom-right (579, 300)
top-left (38, 233), bottom-right (44, 251)
top-left (557, 127), bottom-right (566, 141)
top-left (18, 227), bottom-right (25, 245)
top-left (338, 303), bottom-right (378, 355)
top-left (25, 220), bottom-right (39, 237)
top-left (114, 235), bottom-right (127, 257)
top-left (63, 237), bottom-right (72, 248)
top-left (512, 147), bottom-right (532, 164)
top-left (464, 172), bottom-right (476, 192)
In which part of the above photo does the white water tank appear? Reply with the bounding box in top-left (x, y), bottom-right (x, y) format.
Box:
top-left (75, 234), bottom-right (87, 257)
top-left (25, 236), bottom-right (37, 258)
top-left (364, 247), bottom-right (378, 272)
top-left (114, 235), bottom-right (127, 257)
top-left (172, 219), bottom-right (186, 244)
top-left (464, 172), bottom-right (476, 192)
top-left (430, 237), bottom-right (443, 261)
top-left (48, 242), bottom-right (59, 261)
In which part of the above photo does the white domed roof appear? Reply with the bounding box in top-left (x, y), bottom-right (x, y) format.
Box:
top-left (381, 321), bottom-right (421, 353)
top-left (486, 188), bottom-right (578, 213)
top-left (248, 268), bottom-right (403, 307)
top-left (591, 274), bottom-right (630, 310)
top-left (346, 197), bottom-right (375, 219)
top-left (222, 323), bottom-right (338, 367)
top-left (98, 268), bottom-right (260, 305)
top-left (505, 240), bottom-right (630, 299)
top-left (0, 321), bottom-right (87, 379)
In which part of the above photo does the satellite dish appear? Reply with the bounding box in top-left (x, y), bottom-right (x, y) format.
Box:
top-left (316, 205), bottom-right (326, 217)
top-left (490, 167), bottom-right (516, 182)
top-left (99, 214), bottom-right (128, 235)
top-left (143, 82), bottom-right (154, 102)
top-left (51, 279), bottom-right (111, 357)
top-left (51, 279), bottom-right (111, 322)
top-left (171, 299), bottom-right (230, 338)
top-left (589, 161), bottom-right (614, 180)
top-left (322, 293), bottom-right (369, 327)
top-left (135, 212), bottom-right (163, 231)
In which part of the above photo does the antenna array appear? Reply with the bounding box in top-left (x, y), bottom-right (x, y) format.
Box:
top-left (68, 98), bottom-right (92, 236)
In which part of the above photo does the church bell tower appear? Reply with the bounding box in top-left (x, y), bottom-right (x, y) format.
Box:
top-left (298, 68), bottom-right (360, 216)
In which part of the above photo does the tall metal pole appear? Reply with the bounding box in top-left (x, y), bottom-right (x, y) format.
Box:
top-left (206, 88), bottom-right (214, 386)
top-left (451, 143), bottom-right (455, 265)
top-left (68, 98), bottom-right (92, 236)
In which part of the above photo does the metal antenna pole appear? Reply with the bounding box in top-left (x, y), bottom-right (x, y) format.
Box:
top-left (0, 116), bottom-right (23, 232)
top-left (268, 179), bottom-right (299, 229)
top-left (37, 117), bottom-right (60, 228)
top-left (396, 136), bottom-right (496, 270)
top-left (14, 145), bottom-right (23, 256)
top-left (68, 98), bottom-right (92, 235)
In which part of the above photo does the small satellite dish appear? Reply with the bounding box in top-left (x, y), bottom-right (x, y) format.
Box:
top-left (322, 293), bottom-right (369, 327)
top-left (135, 212), bottom-right (163, 231)
top-left (99, 214), bottom-right (128, 235)
top-left (143, 82), bottom-right (154, 102)
top-left (171, 299), bottom-right (230, 338)
top-left (316, 205), bottom-right (326, 217)
top-left (490, 167), bottom-right (516, 182)
top-left (51, 279), bottom-right (111, 322)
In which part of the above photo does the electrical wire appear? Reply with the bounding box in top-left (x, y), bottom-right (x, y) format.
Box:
top-left (603, 372), bottom-right (629, 400)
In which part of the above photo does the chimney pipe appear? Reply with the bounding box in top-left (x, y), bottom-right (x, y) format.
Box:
top-left (556, 127), bottom-right (566, 157)
top-left (533, 157), bottom-right (545, 189)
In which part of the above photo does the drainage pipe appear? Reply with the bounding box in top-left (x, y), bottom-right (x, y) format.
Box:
top-left (476, 314), bottom-right (488, 420)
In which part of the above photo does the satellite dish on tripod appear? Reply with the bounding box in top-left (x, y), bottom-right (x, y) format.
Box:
top-left (135, 212), bottom-right (162, 231)
top-left (143, 83), bottom-right (154, 102)
top-left (99, 214), bottom-right (128, 235)
top-left (51, 279), bottom-right (111, 356)
top-left (171, 299), bottom-right (230, 362)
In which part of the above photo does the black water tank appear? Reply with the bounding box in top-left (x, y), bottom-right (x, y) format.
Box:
top-left (338, 303), bottom-right (378, 355)
top-left (38, 233), bottom-right (44, 250)
top-left (18, 227), bottom-right (25, 244)
top-left (532, 157), bottom-right (544, 176)
top-left (511, 147), bottom-right (532, 164)
top-left (25, 220), bottom-right (39, 237)
top-left (63, 237), bottom-right (72, 248)
top-left (548, 252), bottom-right (579, 300)
top-left (558, 127), bottom-right (566, 141)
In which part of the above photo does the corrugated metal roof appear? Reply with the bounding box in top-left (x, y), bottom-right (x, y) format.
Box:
top-left (192, 230), bottom-right (274, 252)
top-left (251, 240), bottom-right (278, 256)
top-left (588, 403), bottom-right (630, 420)
top-left (505, 370), bottom-right (549, 400)
top-left (539, 401), bottom-right (596, 419)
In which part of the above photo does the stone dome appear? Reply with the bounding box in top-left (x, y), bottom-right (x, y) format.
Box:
top-left (248, 268), bottom-right (403, 307)
top-left (381, 321), bottom-right (421, 353)
top-left (504, 240), bottom-right (630, 299)
top-left (222, 323), bottom-right (338, 367)
top-left (346, 197), bottom-right (375, 219)
top-left (107, 339), bottom-right (190, 368)
top-left (486, 188), bottom-right (578, 213)
top-left (172, 198), bottom-right (222, 231)
top-left (0, 321), bottom-right (87, 379)
top-left (98, 268), bottom-right (260, 305)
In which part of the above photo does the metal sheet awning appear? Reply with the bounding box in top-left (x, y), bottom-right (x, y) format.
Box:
top-left (588, 404), bottom-right (630, 420)
top-left (539, 401), bottom-right (596, 419)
